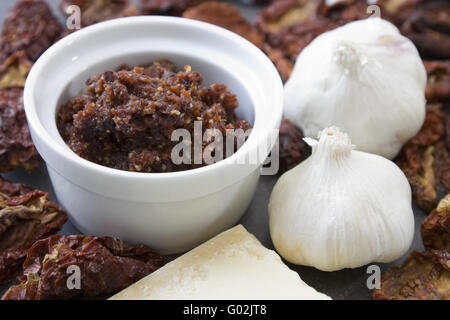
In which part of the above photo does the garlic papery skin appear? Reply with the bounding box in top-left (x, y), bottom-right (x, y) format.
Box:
top-left (268, 126), bottom-right (414, 272)
top-left (284, 18), bottom-right (426, 160)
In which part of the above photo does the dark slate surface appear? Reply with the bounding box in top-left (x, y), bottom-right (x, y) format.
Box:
top-left (0, 0), bottom-right (427, 300)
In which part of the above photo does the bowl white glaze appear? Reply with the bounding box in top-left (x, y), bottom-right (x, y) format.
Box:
top-left (24, 16), bottom-right (283, 254)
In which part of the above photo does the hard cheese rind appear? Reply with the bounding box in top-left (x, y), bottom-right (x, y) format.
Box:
top-left (110, 225), bottom-right (330, 300)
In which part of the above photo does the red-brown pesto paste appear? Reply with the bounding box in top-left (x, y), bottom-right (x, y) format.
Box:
top-left (57, 60), bottom-right (252, 173)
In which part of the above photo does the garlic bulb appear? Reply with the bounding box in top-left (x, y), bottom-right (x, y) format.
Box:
top-left (284, 18), bottom-right (426, 159)
top-left (268, 126), bottom-right (414, 271)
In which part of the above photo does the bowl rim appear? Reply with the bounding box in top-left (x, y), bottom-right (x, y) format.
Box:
top-left (24, 16), bottom-right (283, 183)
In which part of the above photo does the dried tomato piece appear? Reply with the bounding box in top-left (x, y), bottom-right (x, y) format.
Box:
top-left (278, 119), bottom-right (310, 173)
top-left (256, 0), bottom-right (371, 81)
top-left (57, 61), bottom-right (251, 173)
top-left (183, 2), bottom-right (264, 48)
top-left (318, 0), bottom-right (371, 21)
top-left (59, 0), bottom-right (138, 27)
top-left (394, 0), bottom-right (450, 59)
top-left (421, 194), bottom-right (450, 252)
top-left (424, 60), bottom-right (450, 103)
top-left (141, 0), bottom-right (205, 15)
top-left (1, 235), bottom-right (164, 300)
top-left (262, 44), bottom-right (294, 82)
top-left (0, 51), bottom-right (33, 89)
top-left (377, 0), bottom-right (423, 23)
top-left (235, 0), bottom-right (270, 3)
top-left (373, 250), bottom-right (450, 300)
top-left (0, 182), bottom-right (67, 285)
top-left (265, 18), bottom-right (338, 65)
top-left (255, 0), bottom-right (322, 34)
top-left (0, 87), bottom-right (40, 173)
top-left (0, 177), bottom-right (33, 197)
top-left (0, 0), bottom-right (62, 62)
top-left (395, 103), bottom-right (450, 212)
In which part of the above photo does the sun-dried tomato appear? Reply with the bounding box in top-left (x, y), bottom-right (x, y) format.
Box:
top-left (262, 44), bottom-right (293, 82)
top-left (421, 194), bottom-right (450, 252)
top-left (373, 250), bottom-right (450, 300)
top-left (0, 51), bottom-right (33, 89)
top-left (424, 60), bottom-right (450, 103)
top-left (56, 61), bottom-right (251, 173)
top-left (374, 190), bottom-right (450, 300)
top-left (256, 0), bottom-right (372, 81)
top-left (377, 0), bottom-right (422, 23)
top-left (0, 179), bottom-right (67, 285)
top-left (1, 235), bottom-right (164, 300)
top-left (183, 2), bottom-right (264, 48)
top-left (396, 1), bottom-right (450, 59)
top-left (0, 0), bottom-right (62, 62)
top-left (141, 0), bottom-right (205, 15)
top-left (256, 0), bottom-right (322, 34)
top-left (278, 119), bottom-right (310, 174)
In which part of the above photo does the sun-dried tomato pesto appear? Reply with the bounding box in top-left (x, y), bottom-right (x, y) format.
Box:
top-left (57, 61), bottom-right (251, 173)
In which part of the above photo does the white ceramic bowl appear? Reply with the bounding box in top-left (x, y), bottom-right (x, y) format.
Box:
top-left (24, 16), bottom-right (283, 254)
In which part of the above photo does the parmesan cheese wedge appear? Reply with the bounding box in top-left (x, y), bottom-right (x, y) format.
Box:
top-left (110, 225), bottom-right (330, 300)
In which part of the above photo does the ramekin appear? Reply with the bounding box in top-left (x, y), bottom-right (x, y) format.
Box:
top-left (24, 16), bottom-right (283, 254)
